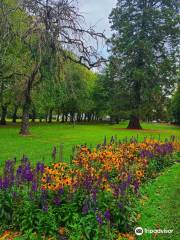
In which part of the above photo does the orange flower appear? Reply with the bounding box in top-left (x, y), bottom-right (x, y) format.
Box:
top-left (136, 170), bottom-right (144, 178)
top-left (58, 227), bottom-right (66, 235)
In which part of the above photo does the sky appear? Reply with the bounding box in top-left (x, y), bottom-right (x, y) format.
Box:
top-left (78, 0), bottom-right (117, 37)
top-left (78, 0), bottom-right (117, 57)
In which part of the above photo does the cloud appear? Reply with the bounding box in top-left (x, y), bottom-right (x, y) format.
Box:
top-left (78, 0), bottom-right (116, 37)
top-left (78, 0), bottom-right (117, 57)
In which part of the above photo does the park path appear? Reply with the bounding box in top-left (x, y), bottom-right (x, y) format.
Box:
top-left (136, 163), bottom-right (180, 240)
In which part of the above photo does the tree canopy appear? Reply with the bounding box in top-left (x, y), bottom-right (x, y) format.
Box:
top-left (0, 0), bottom-right (105, 134)
top-left (0, 0), bottom-right (179, 132)
top-left (108, 0), bottom-right (179, 128)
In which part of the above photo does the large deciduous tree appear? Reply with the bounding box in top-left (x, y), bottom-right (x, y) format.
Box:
top-left (18, 0), bottom-right (105, 135)
top-left (109, 0), bottom-right (179, 129)
top-left (0, 0), bottom-right (16, 125)
top-left (0, 0), bottom-right (105, 134)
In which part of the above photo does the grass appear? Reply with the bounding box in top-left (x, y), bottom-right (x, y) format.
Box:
top-left (0, 121), bottom-right (179, 239)
top-left (136, 163), bottom-right (180, 240)
top-left (0, 121), bottom-right (179, 167)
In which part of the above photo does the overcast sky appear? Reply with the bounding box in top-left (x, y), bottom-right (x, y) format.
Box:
top-left (78, 0), bottom-right (117, 57)
top-left (78, 0), bottom-right (117, 37)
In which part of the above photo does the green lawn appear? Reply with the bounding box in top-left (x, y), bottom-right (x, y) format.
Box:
top-left (136, 163), bottom-right (180, 240)
top-left (0, 121), bottom-right (179, 167)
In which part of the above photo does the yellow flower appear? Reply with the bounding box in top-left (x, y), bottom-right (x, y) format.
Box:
top-left (58, 227), bottom-right (66, 235)
top-left (136, 170), bottom-right (144, 178)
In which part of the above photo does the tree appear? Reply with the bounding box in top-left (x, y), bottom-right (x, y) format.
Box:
top-left (109, 0), bottom-right (179, 129)
top-left (19, 0), bottom-right (105, 135)
top-left (0, 0), bottom-right (105, 134)
top-left (171, 85), bottom-right (180, 124)
top-left (92, 73), bottom-right (109, 120)
top-left (60, 60), bottom-right (97, 123)
top-left (0, 0), bottom-right (17, 125)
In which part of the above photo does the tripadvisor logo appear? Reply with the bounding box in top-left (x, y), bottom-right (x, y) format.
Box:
top-left (135, 227), bottom-right (173, 236)
top-left (135, 227), bottom-right (144, 236)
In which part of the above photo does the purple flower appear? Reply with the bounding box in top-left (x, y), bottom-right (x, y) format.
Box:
top-left (58, 188), bottom-right (64, 195)
top-left (119, 181), bottom-right (127, 195)
top-left (3, 177), bottom-right (9, 189)
top-left (15, 159), bottom-right (34, 184)
top-left (3, 160), bottom-right (15, 187)
top-left (42, 204), bottom-right (48, 212)
top-left (127, 175), bottom-right (132, 184)
top-left (32, 180), bottom-right (38, 192)
top-left (83, 175), bottom-right (93, 190)
top-left (91, 189), bottom-right (98, 202)
top-left (103, 172), bottom-right (109, 180)
top-left (4, 160), bottom-right (15, 172)
top-left (104, 209), bottom-right (111, 221)
top-left (21, 156), bottom-right (29, 165)
top-left (41, 189), bottom-right (48, 199)
top-left (111, 183), bottom-right (119, 197)
top-left (96, 213), bottom-right (103, 225)
top-left (46, 175), bottom-right (51, 183)
top-left (118, 202), bottom-right (123, 209)
top-left (24, 168), bottom-right (33, 182)
top-left (82, 203), bottom-right (89, 214)
top-left (133, 180), bottom-right (139, 193)
top-left (17, 166), bottom-right (22, 175)
top-left (36, 162), bottom-right (44, 174)
top-left (53, 196), bottom-right (61, 206)
top-left (140, 150), bottom-right (154, 159)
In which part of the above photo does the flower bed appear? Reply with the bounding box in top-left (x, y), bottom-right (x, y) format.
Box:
top-left (0, 138), bottom-right (179, 239)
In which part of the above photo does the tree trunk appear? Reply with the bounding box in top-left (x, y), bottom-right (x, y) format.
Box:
top-left (45, 112), bottom-right (48, 122)
top-left (31, 107), bottom-right (36, 122)
top-left (56, 109), bottom-right (60, 122)
top-left (0, 104), bottom-right (8, 125)
top-left (20, 63), bottom-right (40, 135)
top-left (12, 105), bottom-right (18, 123)
top-left (115, 117), bottom-right (119, 124)
top-left (62, 113), bottom-right (65, 123)
top-left (20, 79), bottom-right (32, 135)
top-left (80, 114), bottom-right (83, 122)
top-left (48, 108), bottom-right (53, 123)
top-left (20, 99), bottom-right (31, 135)
top-left (70, 112), bottom-right (74, 123)
top-left (84, 113), bottom-right (88, 121)
top-left (88, 113), bottom-right (91, 122)
top-left (127, 115), bottom-right (142, 129)
top-left (77, 113), bottom-right (81, 122)
top-left (92, 113), bottom-right (95, 121)
top-left (65, 113), bottom-right (68, 122)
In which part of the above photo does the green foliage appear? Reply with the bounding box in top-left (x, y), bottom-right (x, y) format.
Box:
top-left (108, 0), bottom-right (179, 121)
top-left (61, 61), bottom-right (97, 117)
top-left (0, 190), bottom-right (13, 227)
top-left (145, 154), bottom-right (175, 180)
top-left (170, 85), bottom-right (180, 124)
top-left (0, 0), bottom-right (105, 131)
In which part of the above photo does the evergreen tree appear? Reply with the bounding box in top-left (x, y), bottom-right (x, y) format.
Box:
top-left (171, 84), bottom-right (180, 124)
top-left (109, 0), bottom-right (179, 128)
